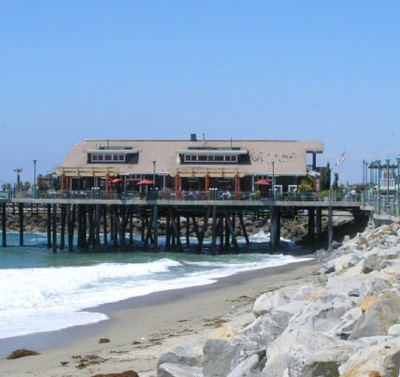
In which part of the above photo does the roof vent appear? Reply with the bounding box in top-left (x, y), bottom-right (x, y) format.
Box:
top-left (190, 133), bottom-right (197, 141)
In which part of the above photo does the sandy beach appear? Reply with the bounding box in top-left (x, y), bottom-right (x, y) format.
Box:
top-left (0, 258), bottom-right (319, 377)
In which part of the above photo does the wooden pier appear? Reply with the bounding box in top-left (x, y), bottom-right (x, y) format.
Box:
top-left (0, 197), bottom-right (364, 253)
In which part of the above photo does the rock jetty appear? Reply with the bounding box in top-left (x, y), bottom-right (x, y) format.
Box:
top-left (157, 220), bottom-right (400, 377)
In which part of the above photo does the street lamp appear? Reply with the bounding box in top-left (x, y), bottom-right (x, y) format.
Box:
top-left (377, 159), bottom-right (381, 212)
top-left (397, 155), bottom-right (400, 213)
top-left (386, 158), bottom-right (391, 204)
top-left (152, 158), bottom-right (157, 200)
top-left (271, 160), bottom-right (275, 200)
top-left (33, 159), bottom-right (37, 199)
top-left (362, 160), bottom-right (366, 187)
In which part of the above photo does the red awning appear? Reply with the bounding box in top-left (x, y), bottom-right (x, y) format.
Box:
top-left (111, 178), bottom-right (123, 184)
top-left (254, 179), bottom-right (271, 186)
top-left (136, 179), bottom-right (154, 185)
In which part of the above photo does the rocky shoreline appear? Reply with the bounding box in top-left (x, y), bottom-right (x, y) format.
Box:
top-left (157, 220), bottom-right (400, 377)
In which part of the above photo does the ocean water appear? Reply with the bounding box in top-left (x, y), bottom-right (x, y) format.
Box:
top-left (0, 231), bottom-right (312, 340)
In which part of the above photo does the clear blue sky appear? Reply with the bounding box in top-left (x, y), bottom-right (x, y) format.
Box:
top-left (1, 1), bottom-right (399, 185)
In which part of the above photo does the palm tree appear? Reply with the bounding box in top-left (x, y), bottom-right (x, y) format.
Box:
top-left (13, 168), bottom-right (23, 191)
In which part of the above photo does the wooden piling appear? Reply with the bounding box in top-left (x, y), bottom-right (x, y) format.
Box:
top-left (60, 204), bottom-right (66, 250)
top-left (95, 204), bottom-right (101, 251)
top-left (103, 205), bottom-right (108, 245)
top-left (316, 207), bottom-right (322, 248)
top-left (47, 204), bottom-right (51, 249)
top-left (153, 204), bottom-right (158, 250)
top-left (2, 203), bottom-right (6, 247)
top-left (19, 203), bottom-right (24, 247)
top-left (328, 205), bottom-right (333, 250)
top-left (52, 203), bottom-right (57, 253)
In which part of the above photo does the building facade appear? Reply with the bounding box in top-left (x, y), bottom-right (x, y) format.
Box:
top-left (56, 135), bottom-right (324, 197)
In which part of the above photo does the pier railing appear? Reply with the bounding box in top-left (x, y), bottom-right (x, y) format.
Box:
top-left (2, 189), bottom-right (363, 204)
top-left (361, 191), bottom-right (400, 218)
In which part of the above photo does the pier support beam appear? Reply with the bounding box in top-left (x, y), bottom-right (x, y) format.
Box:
top-left (52, 203), bottom-right (57, 253)
top-left (328, 205), bottom-right (333, 250)
top-left (47, 204), bottom-right (51, 249)
top-left (316, 208), bottom-right (322, 248)
top-left (60, 205), bottom-right (66, 250)
top-left (210, 206), bottom-right (217, 254)
top-left (67, 204), bottom-right (75, 252)
top-left (308, 208), bottom-right (315, 247)
top-left (2, 203), bottom-right (6, 247)
top-left (103, 206), bottom-right (108, 245)
top-left (270, 206), bottom-right (280, 250)
top-left (239, 212), bottom-right (250, 247)
top-left (95, 204), bottom-right (101, 251)
top-left (19, 203), bottom-right (24, 246)
top-left (153, 204), bottom-right (158, 250)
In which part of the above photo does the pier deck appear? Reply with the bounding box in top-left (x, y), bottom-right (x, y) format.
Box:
top-left (1, 196), bottom-right (366, 253)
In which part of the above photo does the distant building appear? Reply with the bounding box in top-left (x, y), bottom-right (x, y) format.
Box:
top-left (56, 135), bottom-right (323, 195)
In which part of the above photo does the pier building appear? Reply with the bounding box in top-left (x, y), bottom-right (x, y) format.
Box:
top-left (56, 135), bottom-right (324, 196)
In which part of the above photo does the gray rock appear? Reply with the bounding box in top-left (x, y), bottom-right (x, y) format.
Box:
top-left (238, 310), bottom-right (291, 349)
top-left (363, 277), bottom-right (392, 296)
top-left (329, 241), bottom-right (341, 250)
top-left (287, 295), bottom-right (356, 335)
top-left (388, 324), bottom-right (400, 337)
top-left (263, 330), bottom-right (357, 377)
top-left (202, 339), bottom-right (243, 377)
top-left (158, 346), bottom-right (203, 368)
top-left (158, 363), bottom-right (203, 377)
top-left (226, 354), bottom-right (261, 377)
top-left (338, 337), bottom-right (400, 377)
top-left (253, 290), bottom-right (290, 318)
top-left (362, 254), bottom-right (390, 273)
top-left (349, 291), bottom-right (400, 339)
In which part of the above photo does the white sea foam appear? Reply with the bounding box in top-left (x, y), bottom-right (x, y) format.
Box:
top-left (0, 254), bottom-right (312, 339)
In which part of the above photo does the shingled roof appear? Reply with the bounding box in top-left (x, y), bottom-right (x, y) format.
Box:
top-left (57, 139), bottom-right (323, 177)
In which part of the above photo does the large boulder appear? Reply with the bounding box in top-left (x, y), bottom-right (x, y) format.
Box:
top-left (238, 309), bottom-right (291, 349)
top-left (262, 330), bottom-right (358, 377)
top-left (338, 337), bottom-right (400, 377)
top-left (202, 338), bottom-right (243, 377)
top-left (287, 294), bottom-right (357, 336)
top-left (362, 254), bottom-right (392, 274)
top-left (226, 354), bottom-right (261, 377)
top-left (349, 291), bottom-right (400, 340)
top-left (253, 290), bottom-right (290, 318)
top-left (158, 346), bottom-right (203, 368)
top-left (158, 363), bottom-right (203, 377)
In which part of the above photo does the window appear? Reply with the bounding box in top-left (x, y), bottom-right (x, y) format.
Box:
top-left (288, 185), bottom-right (298, 192)
top-left (226, 155), bottom-right (237, 162)
top-left (90, 153), bottom-right (126, 163)
top-left (185, 155), bottom-right (197, 162)
top-left (183, 153), bottom-right (239, 164)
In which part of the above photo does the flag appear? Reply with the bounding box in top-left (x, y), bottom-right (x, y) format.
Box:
top-left (335, 150), bottom-right (346, 167)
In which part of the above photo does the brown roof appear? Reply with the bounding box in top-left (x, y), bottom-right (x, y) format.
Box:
top-left (57, 139), bottom-right (323, 177)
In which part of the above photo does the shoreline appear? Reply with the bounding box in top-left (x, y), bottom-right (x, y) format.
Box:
top-left (0, 258), bottom-right (319, 376)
